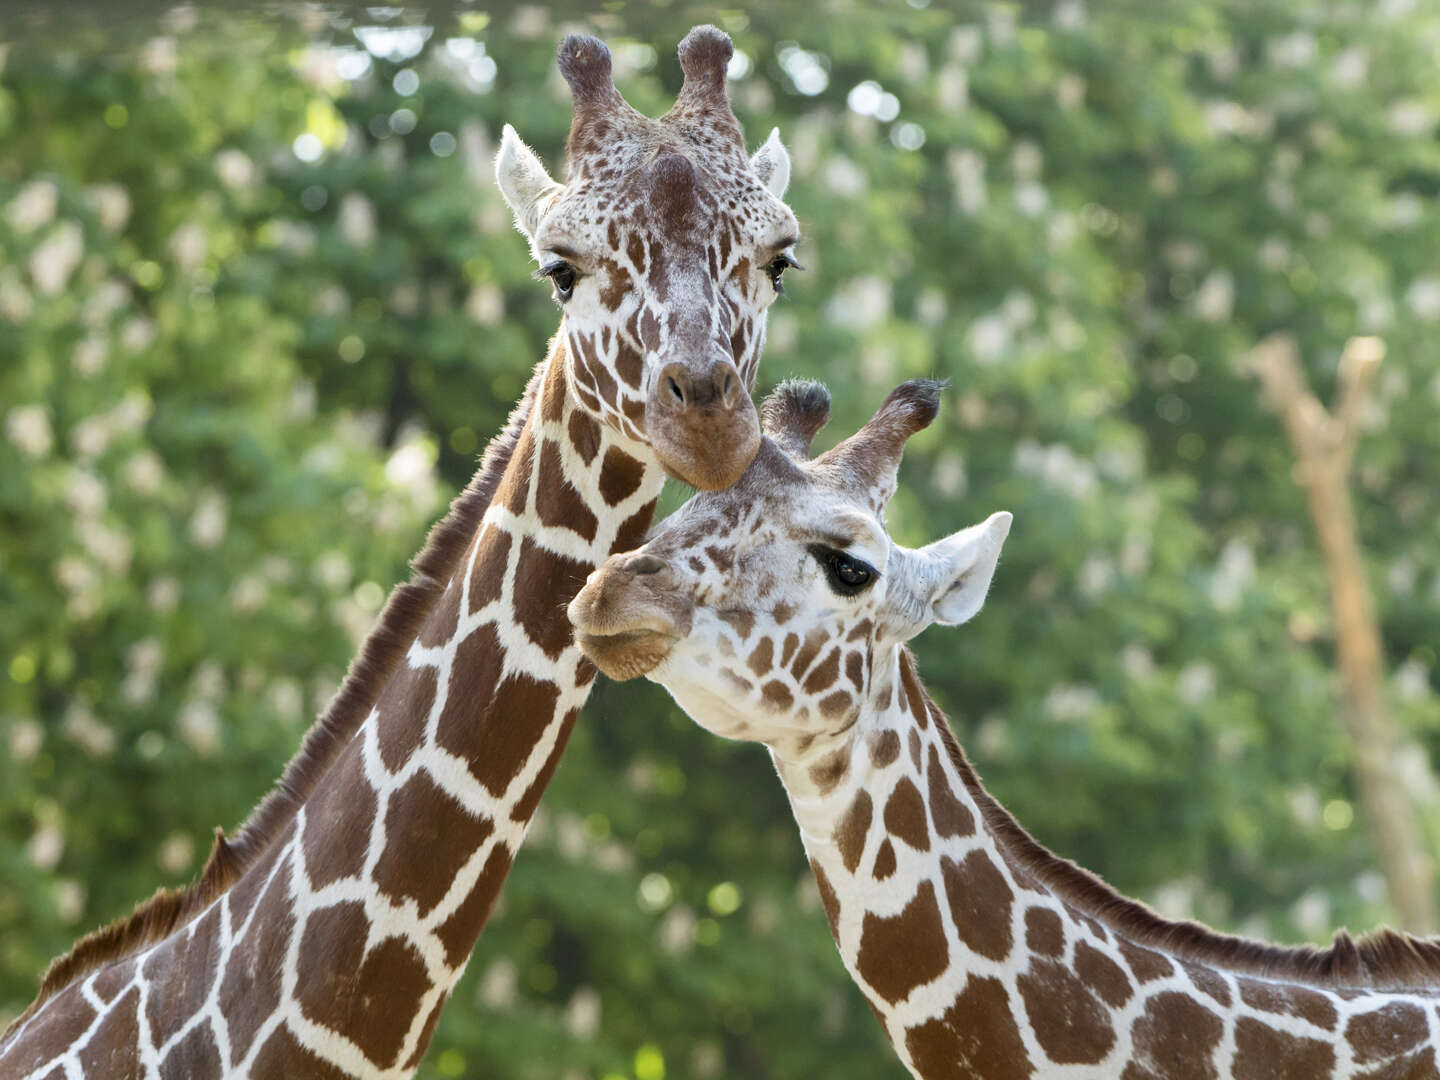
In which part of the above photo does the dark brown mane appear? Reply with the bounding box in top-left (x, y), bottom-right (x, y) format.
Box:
top-left (11, 366), bottom-right (544, 1032)
top-left (913, 651), bottom-right (1440, 991)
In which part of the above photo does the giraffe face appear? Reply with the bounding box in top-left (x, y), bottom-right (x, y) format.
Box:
top-left (497, 28), bottom-right (798, 491)
top-left (569, 380), bottom-right (1012, 758)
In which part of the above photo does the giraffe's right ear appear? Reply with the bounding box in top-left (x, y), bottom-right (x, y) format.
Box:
top-left (496, 124), bottom-right (561, 241)
top-left (750, 128), bottom-right (791, 198)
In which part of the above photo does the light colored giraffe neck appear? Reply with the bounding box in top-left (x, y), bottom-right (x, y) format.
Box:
top-left (778, 649), bottom-right (1440, 1079)
top-left (0, 343), bottom-right (666, 1079)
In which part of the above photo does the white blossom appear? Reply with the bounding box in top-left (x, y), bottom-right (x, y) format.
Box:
top-left (168, 221), bottom-right (208, 273)
top-left (178, 699), bottom-right (221, 757)
top-left (147, 575), bottom-right (181, 613)
top-left (825, 276), bottom-right (891, 331)
top-left (1177, 661), bottom-right (1217, 704)
top-left (84, 183), bottom-right (131, 232)
top-left (28, 823), bottom-right (65, 870)
top-left (213, 148), bottom-right (258, 190)
top-left (564, 988), bottom-right (602, 1038)
top-left (477, 959), bottom-right (517, 1010)
top-left (30, 221), bottom-right (85, 295)
top-left (120, 317), bottom-right (157, 353)
top-left (1388, 100), bottom-right (1434, 138)
top-left (0, 268), bottom-right (33, 322)
top-left (72, 335), bottom-right (109, 377)
top-left (1404, 275), bottom-right (1440, 322)
top-left (657, 904), bottom-right (697, 955)
top-left (1193, 270), bottom-right (1234, 323)
top-left (465, 282), bottom-right (504, 326)
top-left (339, 192), bottom-right (377, 247)
top-left (64, 468), bottom-right (108, 517)
top-left (9, 719), bottom-right (44, 762)
top-left (1329, 48), bottom-right (1369, 90)
top-left (63, 703), bottom-right (116, 757)
top-left (6, 404), bottom-right (53, 458)
top-left (6, 179), bottom-right (58, 233)
top-left (189, 489), bottom-right (229, 549)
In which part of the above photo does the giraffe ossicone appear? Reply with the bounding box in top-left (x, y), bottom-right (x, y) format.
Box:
top-left (571, 379), bottom-right (1440, 1079)
top-left (2, 25), bottom-right (797, 1079)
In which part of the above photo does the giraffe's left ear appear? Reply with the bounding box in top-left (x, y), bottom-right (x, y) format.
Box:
top-left (750, 128), bottom-right (791, 198)
top-left (913, 511), bottom-right (1012, 629)
top-left (496, 124), bottom-right (562, 241)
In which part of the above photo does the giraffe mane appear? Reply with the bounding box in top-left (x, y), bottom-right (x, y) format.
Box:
top-left (916, 652), bottom-right (1440, 991)
top-left (12, 365), bottom-right (545, 1030)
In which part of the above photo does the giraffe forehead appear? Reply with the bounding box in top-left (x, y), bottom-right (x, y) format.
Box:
top-left (548, 147), bottom-right (792, 255)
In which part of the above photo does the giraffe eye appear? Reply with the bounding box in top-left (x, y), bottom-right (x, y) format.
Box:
top-left (536, 261), bottom-right (577, 302)
top-left (807, 545), bottom-right (876, 597)
top-left (767, 253), bottom-right (802, 295)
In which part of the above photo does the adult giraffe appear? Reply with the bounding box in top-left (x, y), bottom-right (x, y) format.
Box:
top-left (571, 380), bottom-right (1440, 1079)
top-left (0, 27), bottom-right (798, 1079)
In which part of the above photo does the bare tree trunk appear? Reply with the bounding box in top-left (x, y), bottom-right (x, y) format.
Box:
top-left (1254, 334), bottom-right (1437, 934)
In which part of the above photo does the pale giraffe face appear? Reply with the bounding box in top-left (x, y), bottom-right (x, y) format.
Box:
top-left (497, 28), bottom-right (798, 490)
top-left (569, 380), bottom-right (1011, 759)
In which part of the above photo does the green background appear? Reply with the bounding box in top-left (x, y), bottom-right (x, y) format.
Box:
top-left (2, 2), bottom-right (1439, 1076)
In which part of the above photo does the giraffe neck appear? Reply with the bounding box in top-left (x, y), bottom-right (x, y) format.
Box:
top-left (0, 342), bottom-right (666, 1079)
top-left (777, 650), bottom-right (1440, 1079)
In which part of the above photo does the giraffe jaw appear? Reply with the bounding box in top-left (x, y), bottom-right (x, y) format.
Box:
top-left (575, 628), bottom-right (678, 681)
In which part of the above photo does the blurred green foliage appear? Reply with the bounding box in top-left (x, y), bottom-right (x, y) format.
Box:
top-left (2, 2), bottom-right (1439, 1077)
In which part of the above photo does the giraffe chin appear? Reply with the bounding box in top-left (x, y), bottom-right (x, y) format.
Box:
top-left (575, 629), bottom-right (677, 682)
top-left (648, 406), bottom-right (761, 491)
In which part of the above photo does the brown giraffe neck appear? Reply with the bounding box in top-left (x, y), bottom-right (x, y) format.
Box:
top-left (786, 650), bottom-right (1440, 1079)
top-left (0, 342), bottom-right (666, 1077)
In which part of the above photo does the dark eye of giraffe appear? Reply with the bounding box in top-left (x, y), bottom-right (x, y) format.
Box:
top-left (536, 261), bottom-right (577, 303)
top-left (807, 545), bottom-right (876, 597)
top-left (767, 253), bottom-right (802, 295)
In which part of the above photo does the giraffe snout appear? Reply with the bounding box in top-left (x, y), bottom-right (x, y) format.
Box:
top-left (645, 357), bottom-right (758, 491)
top-left (568, 553), bottom-right (693, 681)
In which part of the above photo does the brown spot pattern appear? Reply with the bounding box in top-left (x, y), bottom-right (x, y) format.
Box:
top-left (1346, 1002), bottom-right (1428, 1064)
top-left (1236, 977), bottom-right (1338, 1031)
top-left (598, 446), bottom-right (645, 505)
top-left (1026, 907), bottom-right (1065, 957)
top-left (761, 680), bottom-right (793, 710)
top-left (377, 664), bottom-right (436, 774)
top-left (466, 527), bottom-right (511, 615)
top-left (812, 860), bottom-right (842, 938)
top-left (251, 1025), bottom-right (351, 1080)
top-left (942, 851), bottom-right (1013, 962)
top-left (372, 771), bottom-right (494, 916)
top-left (1182, 959), bottom-right (1231, 1007)
top-left (856, 881), bottom-right (949, 1004)
top-left (747, 637), bottom-right (773, 678)
top-left (1018, 956), bottom-right (1116, 1064)
top-left (808, 746), bottom-right (851, 794)
top-left (536, 440), bottom-right (598, 542)
top-left (303, 742), bottom-right (378, 889)
top-left (873, 839), bottom-right (897, 880)
top-left (802, 648), bottom-right (841, 694)
top-left (295, 904), bottom-right (431, 1067)
top-left (834, 790), bottom-right (872, 873)
top-left (883, 778), bottom-right (931, 852)
top-left (513, 538), bottom-right (592, 658)
top-left (869, 729), bottom-right (901, 768)
top-left (1117, 937), bottom-right (1174, 983)
top-left (1074, 940), bottom-right (1133, 1008)
top-left (436, 845), bottom-right (514, 967)
top-left (905, 975), bottom-right (1034, 1079)
top-left (1121, 991), bottom-right (1223, 1080)
top-left (1232, 1017), bottom-right (1335, 1080)
top-left (219, 851), bottom-right (294, 1065)
top-left (159, 1023), bottom-right (223, 1080)
top-left (927, 745), bottom-right (976, 838)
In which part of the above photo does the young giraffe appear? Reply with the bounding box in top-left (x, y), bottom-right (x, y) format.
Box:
top-left (571, 379), bottom-right (1440, 1079)
top-left (0, 27), bottom-right (799, 1079)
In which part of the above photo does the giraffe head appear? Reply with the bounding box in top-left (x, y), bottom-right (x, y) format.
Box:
top-left (568, 380), bottom-right (1011, 755)
top-left (497, 26), bottom-right (798, 490)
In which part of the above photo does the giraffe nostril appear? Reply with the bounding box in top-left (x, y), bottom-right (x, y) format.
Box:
top-left (721, 370), bottom-right (738, 408)
top-left (668, 376), bottom-right (686, 405)
top-left (626, 554), bottom-right (667, 576)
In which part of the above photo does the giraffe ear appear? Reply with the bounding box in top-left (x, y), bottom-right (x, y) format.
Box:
top-left (914, 512), bottom-right (1012, 629)
top-left (496, 124), bottom-right (561, 241)
top-left (750, 128), bottom-right (791, 198)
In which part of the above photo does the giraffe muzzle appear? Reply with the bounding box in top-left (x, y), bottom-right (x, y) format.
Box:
top-left (645, 359), bottom-right (759, 490)
top-left (568, 552), bottom-right (694, 680)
